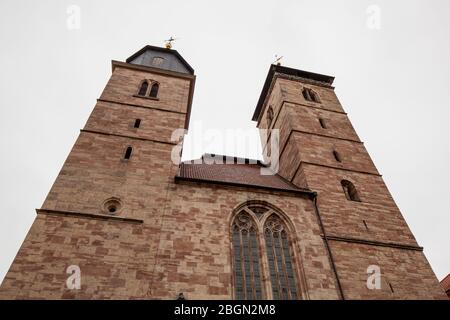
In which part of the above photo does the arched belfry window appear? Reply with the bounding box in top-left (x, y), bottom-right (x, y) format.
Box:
top-left (302, 88), bottom-right (310, 101)
top-left (302, 87), bottom-right (320, 103)
top-left (136, 80), bottom-right (159, 98)
top-left (310, 90), bottom-right (320, 103)
top-left (138, 80), bottom-right (148, 96)
top-left (341, 180), bottom-right (360, 202)
top-left (149, 82), bottom-right (159, 98)
top-left (231, 203), bottom-right (300, 300)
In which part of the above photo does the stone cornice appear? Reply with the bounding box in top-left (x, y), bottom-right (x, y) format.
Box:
top-left (275, 72), bottom-right (335, 89)
top-left (97, 98), bottom-right (187, 115)
top-left (80, 129), bottom-right (177, 146)
top-left (36, 208), bottom-right (144, 224)
top-left (323, 234), bottom-right (423, 251)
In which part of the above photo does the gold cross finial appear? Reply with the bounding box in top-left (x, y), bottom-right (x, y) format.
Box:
top-left (164, 36), bottom-right (177, 49)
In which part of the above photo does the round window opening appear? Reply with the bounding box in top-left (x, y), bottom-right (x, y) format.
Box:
top-left (102, 197), bottom-right (122, 215)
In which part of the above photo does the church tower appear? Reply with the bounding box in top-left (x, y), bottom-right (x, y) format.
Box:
top-left (0, 45), bottom-right (196, 299)
top-left (253, 64), bottom-right (445, 299)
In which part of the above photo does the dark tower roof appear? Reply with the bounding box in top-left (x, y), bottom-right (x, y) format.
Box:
top-left (252, 64), bottom-right (334, 121)
top-left (126, 45), bottom-right (194, 75)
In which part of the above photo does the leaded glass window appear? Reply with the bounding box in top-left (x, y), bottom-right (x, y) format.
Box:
top-left (232, 211), bottom-right (263, 300)
top-left (231, 204), bottom-right (300, 300)
top-left (264, 215), bottom-right (298, 300)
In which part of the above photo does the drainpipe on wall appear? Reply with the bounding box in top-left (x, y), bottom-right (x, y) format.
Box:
top-left (311, 192), bottom-right (345, 300)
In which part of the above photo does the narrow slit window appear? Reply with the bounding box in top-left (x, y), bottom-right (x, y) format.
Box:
top-left (149, 82), bottom-right (159, 98)
top-left (341, 180), bottom-right (360, 202)
top-left (267, 106), bottom-right (274, 128)
top-left (319, 118), bottom-right (327, 129)
top-left (134, 119), bottom-right (141, 128)
top-left (138, 81), bottom-right (148, 96)
top-left (363, 220), bottom-right (369, 230)
top-left (333, 150), bottom-right (342, 162)
top-left (124, 146), bottom-right (133, 160)
top-left (389, 283), bottom-right (394, 293)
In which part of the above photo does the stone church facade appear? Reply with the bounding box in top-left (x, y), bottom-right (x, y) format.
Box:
top-left (0, 45), bottom-right (446, 299)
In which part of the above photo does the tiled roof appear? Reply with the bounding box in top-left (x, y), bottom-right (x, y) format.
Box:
top-left (176, 154), bottom-right (312, 194)
top-left (441, 273), bottom-right (450, 293)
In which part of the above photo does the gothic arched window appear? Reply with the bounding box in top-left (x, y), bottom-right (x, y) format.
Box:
top-left (232, 211), bottom-right (263, 300)
top-left (231, 203), bottom-right (300, 300)
top-left (138, 80), bottom-right (148, 96)
top-left (149, 82), bottom-right (159, 98)
top-left (264, 215), bottom-right (298, 300)
top-left (341, 180), bottom-right (360, 202)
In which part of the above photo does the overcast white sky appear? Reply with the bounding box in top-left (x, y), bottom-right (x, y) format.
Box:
top-left (0, 0), bottom-right (449, 285)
